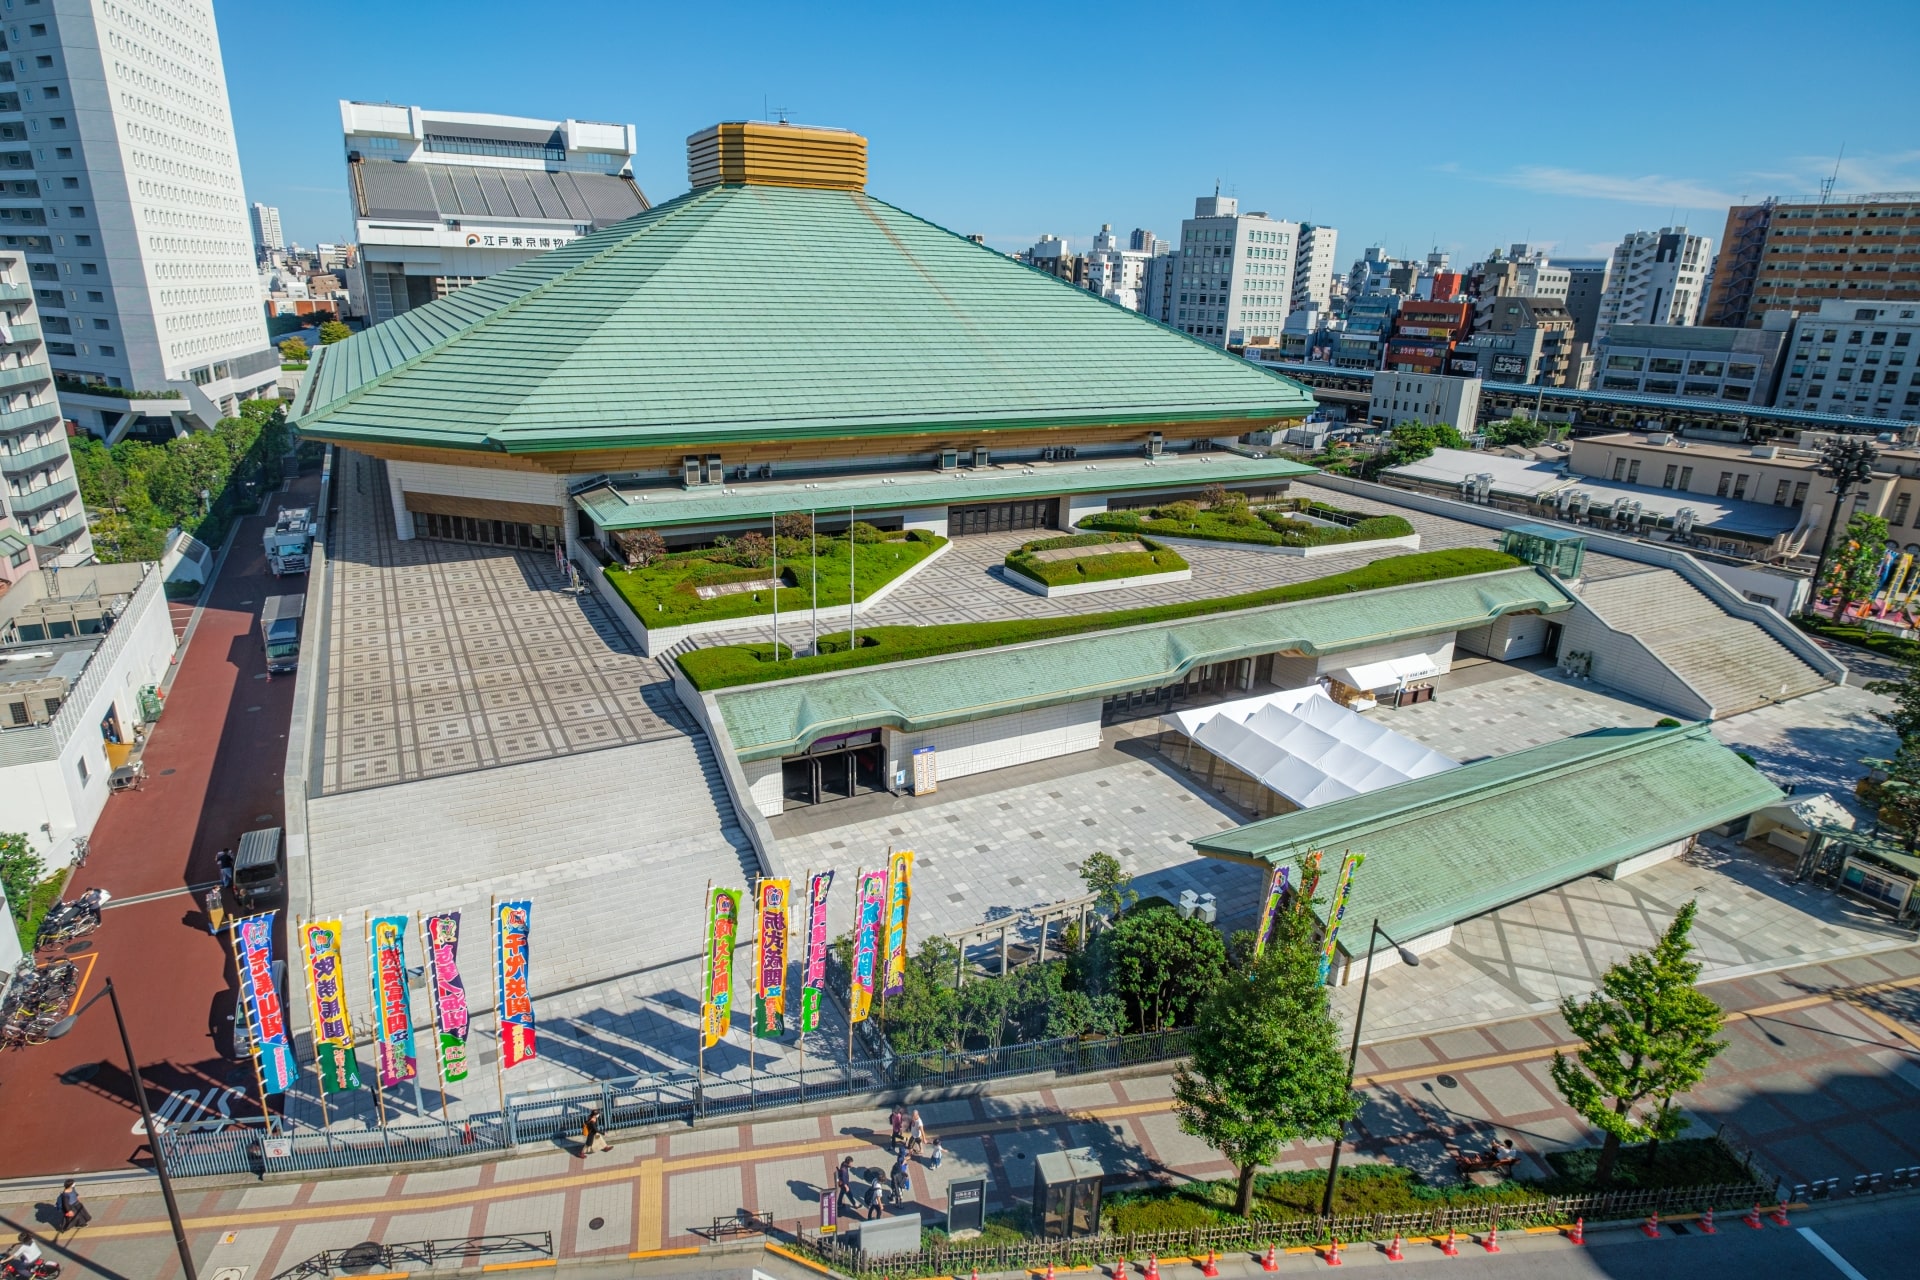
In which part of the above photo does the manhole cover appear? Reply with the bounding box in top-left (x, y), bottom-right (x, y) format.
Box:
top-left (60, 1062), bottom-right (102, 1085)
top-left (1436, 1074), bottom-right (1459, 1089)
top-left (587, 1216), bottom-right (605, 1231)
top-left (161, 768), bottom-right (177, 776)
top-left (63, 941), bottom-right (93, 955)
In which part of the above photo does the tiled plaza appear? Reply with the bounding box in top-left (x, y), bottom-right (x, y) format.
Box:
top-left (320, 450), bottom-right (686, 794)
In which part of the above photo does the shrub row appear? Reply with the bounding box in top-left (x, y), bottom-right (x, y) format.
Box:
top-left (1082, 505), bottom-right (1413, 549)
top-left (677, 547), bottom-right (1521, 689)
top-left (1004, 535), bottom-right (1187, 587)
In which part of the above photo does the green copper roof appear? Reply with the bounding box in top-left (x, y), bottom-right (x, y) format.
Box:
top-left (292, 184), bottom-right (1317, 454)
top-left (714, 567), bottom-right (1572, 761)
top-left (578, 452), bottom-right (1317, 530)
top-left (1192, 722), bottom-right (1782, 948)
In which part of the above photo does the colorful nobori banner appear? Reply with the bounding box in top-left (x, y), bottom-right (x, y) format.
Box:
top-left (1297, 849), bottom-right (1325, 912)
top-left (1318, 852), bottom-right (1366, 986)
top-left (1253, 865), bottom-right (1291, 959)
top-left (235, 912), bottom-right (296, 1094)
top-left (701, 887), bottom-right (742, 1050)
top-left (492, 900), bottom-right (537, 1070)
top-left (753, 879), bottom-right (791, 1039)
top-left (800, 871), bottom-right (833, 1034)
top-left (849, 869), bottom-right (886, 1025)
top-left (422, 912), bottom-right (470, 1085)
top-left (883, 849), bottom-right (913, 998)
top-left (368, 915), bottom-right (418, 1088)
top-left (300, 919), bottom-right (361, 1094)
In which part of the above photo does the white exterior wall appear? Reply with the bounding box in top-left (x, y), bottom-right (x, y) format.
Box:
top-left (1369, 373), bottom-right (1483, 432)
top-left (1061, 492), bottom-right (1108, 530)
top-left (385, 458), bottom-right (571, 542)
top-left (886, 701), bottom-right (1103, 791)
top-left (1457, 612), bottom-right (1551, 661)
top-left (1604, 836), bottom-right (1692, 879)
top-left (900, 505), bottom-right (949, 538)
top-left (1174, 195), bottom-right (1300, 347)
top-left (745, 757), bottom-right (784, 818)
top-left (1595, 227), bottom-right (1712, 347)
top-left (1317, 634), bottom-right (1456, 679)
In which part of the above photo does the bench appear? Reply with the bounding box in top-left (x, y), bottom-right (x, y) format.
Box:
top-left (699, 1211), bottom-right (773, 1241)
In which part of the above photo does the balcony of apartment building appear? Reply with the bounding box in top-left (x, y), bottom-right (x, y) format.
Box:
top-left (0, 431), bottom-right (71, 475)
top-left (8, 466), bottom-right (76, 515)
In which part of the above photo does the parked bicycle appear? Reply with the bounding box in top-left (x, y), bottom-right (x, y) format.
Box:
top-left (34, 887), bottom-right (109, 950)
top-left (0, 960), bottom-right (79, 1051)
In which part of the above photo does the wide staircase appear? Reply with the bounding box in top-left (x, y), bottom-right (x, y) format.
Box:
top-left (1577, 568), bottom-right (1833, 716)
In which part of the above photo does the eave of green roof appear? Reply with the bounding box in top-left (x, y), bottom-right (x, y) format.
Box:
top-left (714, 566), bottom-right (1573, 761)
top-left (579, 453), bottom-right (1319, 530)
top-left (291, 183), bottom-right (1317, 452)
top-left (1192, 722), bottom-right (1783, 947)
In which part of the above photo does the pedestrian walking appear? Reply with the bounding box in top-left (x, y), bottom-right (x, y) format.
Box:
top-left (908, 1108), bottom-right (926, 1156)
top-left (835, 1157), bottom-right (856, 1214)
top-left (888, 1105), bottom-right (907, 1149)
top-left (53, 1180), bottom-right (87, 1232)
top-left (578, 1108), bottom-right (611, 1156)
top-left (928, 1137), bottom-right (945, 1169)
top-left (215, 849), bottom-right (234, 889)
top-left (890, 1156), bottom-right (911, 1203)
top-left (865, 1179), bottom-right (886, 1218)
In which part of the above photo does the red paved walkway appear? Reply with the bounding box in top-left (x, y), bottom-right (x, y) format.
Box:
top-left (0, 472), bottom-right (319, 1178)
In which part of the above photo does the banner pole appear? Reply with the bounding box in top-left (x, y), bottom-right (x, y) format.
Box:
top-left (229, 915), bottom-right (275, 1134)
top-left (300, 917), bottom-right (334, 1133)
top-left (364, 911), bottom-right (388, 1131)
top-left (848, 865), bottom-right (862, 1067)
top-left (419, 912), bottom-right (450, 1124)
top-left (749, 877), bottom-right (760, 1108)
top-left (490, 897), bottom-right (508, 1128)
top-left (879, 848), bottom-right (891, 1031)
top-left (696, 880), bottom-right (711, 1118)
top-left (797, 867), bottom-right (809, 1106)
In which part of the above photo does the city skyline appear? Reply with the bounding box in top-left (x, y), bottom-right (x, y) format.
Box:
top-left (222, 0), bottom-right (1920, 264)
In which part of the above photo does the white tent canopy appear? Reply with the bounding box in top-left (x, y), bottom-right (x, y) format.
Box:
top-left (1165, 686), bottom-right (1458, 810)
top-left (1329, 654), bottom-right (1443, 692)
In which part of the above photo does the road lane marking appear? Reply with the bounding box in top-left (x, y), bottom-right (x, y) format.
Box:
top-left (1798, 1227), bottom-right (1870, 1280)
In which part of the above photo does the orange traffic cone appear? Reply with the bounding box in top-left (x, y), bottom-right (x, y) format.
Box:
top-left (1261, 1243), bottom-right (1279, 1273)
top-left (1701, 1206), bottom-right (1716, 1235)
top-left (1642, 1210), bottom-right (1661, 1239)
top-left (1439, 1228), bottom-right (1459, 1257)
top-left (1201, 1250), bottom-right (1220, 1278)
top-left (1385, 1233), bottom-right (1405, 1262)
top-left (1481, 1226), bottom-right (1501, 1254)
top-left (1744, 1202), bottom-right (1764, 1230)
top-left (1325, 1236), bottom-right (1343, 1267)
top-left (1046, 1263), bottom-right (1057, 1280)
top-left (1144, 1253), bottom-right (1160, 1280)
top-left (1568, 1217), bottom-right (1585, 1245)
top-left (1770, 1199), bottom-right (1791, 1227)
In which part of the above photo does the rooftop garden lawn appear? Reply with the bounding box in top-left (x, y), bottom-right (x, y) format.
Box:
top-left (1004, 532), bottom-right (1188, 587)
top-left (1082, 492), bottom-right (1414, 549)
top-left (602, 523), bottom-right (944, 628)
top-left (678, 547), bottom-right (1521, 690)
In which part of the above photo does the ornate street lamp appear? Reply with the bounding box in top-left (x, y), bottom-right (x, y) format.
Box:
top-left (1805, 436), bottom-right (1880, 617)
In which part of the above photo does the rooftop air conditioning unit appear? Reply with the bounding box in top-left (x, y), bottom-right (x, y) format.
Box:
top-left (1647, 432), bottom-right (1673, 445)
top-left (1146, 431), bottom-right (1164, 457)
top-left (938, 448), bottom-right (957, 471)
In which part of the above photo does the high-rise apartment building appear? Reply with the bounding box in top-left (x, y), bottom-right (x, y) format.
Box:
top-left (6, 0), bottom-right (278, 440)
top-left (1593, 227), bottom-right (1711, 347)
top-left (342, 102), bottom-right (649, 325)
top-left (1773, 299), bottom-right (1920, 422)
top-left (1085, 225), bottom-right (1164, 312)
top-left (0, 250), bottom-right (90, 565)
top-left (1291, 223), bottom-right (1339, 314)
top-left (1171, 195), bottom-right (1305, 347)
top-left (1345, 246), bottom-right (1417, 303)
top-left (1705, 194), bottom-right (1920, 330)
top-left (251, 203), bottom-right (284, 258)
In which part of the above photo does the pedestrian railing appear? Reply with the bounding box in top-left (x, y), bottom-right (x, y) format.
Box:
top-left (158, 1028), bottom-right (1192, 1179)
top-left (274, 1232), bottom-right (550, 1280)
top-left (801, 1180), bottom-right (1770, 1279)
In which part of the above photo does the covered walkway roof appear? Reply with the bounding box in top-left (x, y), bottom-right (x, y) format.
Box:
top-left (1192, 722), bottom-right (1782, 950)
top-left (713, 566), bottom-right (1573, 761)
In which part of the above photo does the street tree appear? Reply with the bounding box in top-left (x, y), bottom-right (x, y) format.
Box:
top-left (1823, 512), bottom-right (1890, 620)
top-left (278, 337), bottom-right (309, 362)
top-left (1861, 744), bottom-right (1920, 848)
top-left (1173, 907), bottom-right (1356, 1215)
top-left (317, 320), bottom-right (352, 345)
top-left (1078, 850), bottom-right (1137, 917)
top-left (1549, 901), bottom-right (1727, 1186)
top-left (1, 832), bottom-right (44, 943)
top-left (1098, 903), bottom-right (1226, 1033)
top-left (1865, 646), bottom-right (1920, 742)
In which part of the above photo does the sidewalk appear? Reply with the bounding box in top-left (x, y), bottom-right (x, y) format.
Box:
top-left (7, 946), bottom-right (1916, 1280)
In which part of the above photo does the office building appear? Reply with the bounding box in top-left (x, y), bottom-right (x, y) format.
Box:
top-left (1705, 194), bottom-right (1920, 330)
top-left (251, 203), bottom-right (284, 258)
top-left (1384, 300), bottom-right (1471, 374)
top-left (1085, 225), bottom-right (1166, 313)
top-left (1019, 233), bottom-right (1087, 286)
top-left (1457, 296), bottom-right (1577, 385)
top-left (1346, 247), bottom-right (1416, 302)
top-left (1773, 299), bottom-right (1920, 422)
top-left (6, 0), bottom-right (278, 439)
top-left (1172, 195), bottom-right (1304, 347)
top-left (1143, 250), bottom-right (1178, 324)
top-left (342, 101), bottom-right (649, 326)
top-left (1594, 319), bottom-right (1790, 404)
top-left (1594, 227), bottom-right (1712, 347)
top-left (0, 252), bottom-right (89, 566)
top-left (1369, 371), bottom-right (1482, 432)
top-left (1291, 223), bottom-right (1339, 313)
top-left (1561, 259), bottom-right (1611, 348)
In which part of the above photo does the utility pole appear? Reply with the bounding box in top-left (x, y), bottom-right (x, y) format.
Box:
top-left (1804, 435), bottom-right (1880, 618)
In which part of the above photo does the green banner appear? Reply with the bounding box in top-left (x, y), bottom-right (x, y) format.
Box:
top-left (753, 992), bottom-right (783, 1038)
top-left (315, 1039), bottom-right (362, 1094)
top-left (800, 986), bottom-right (822, 1035)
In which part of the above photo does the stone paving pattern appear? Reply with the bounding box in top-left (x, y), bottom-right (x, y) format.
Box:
top-left (19, 949), bottom-right (1918, 1278)
top-left (321, 451), bottom-right (684, 794)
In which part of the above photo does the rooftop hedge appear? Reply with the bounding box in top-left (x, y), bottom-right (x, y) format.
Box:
top-left (679, 547), bottom-right (1522, 690)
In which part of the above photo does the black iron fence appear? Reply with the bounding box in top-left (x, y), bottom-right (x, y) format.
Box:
top-left (274, 1233), bottom-right (551, 1280)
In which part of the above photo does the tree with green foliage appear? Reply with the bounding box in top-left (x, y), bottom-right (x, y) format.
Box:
top-left (278, 337), bottom-right (309, 362)
top-left (1823, 512), bottom-right (1891, 621)
top-left (1549, 900), bottom-right (1727, 1187)
top-left (1, 832), bottom-right (45, 943)
top-left (1097, 902), bottom-right (1227, 1033)
top-left (1078, 850), bottom-right (1137, 917)
top-left (317, 320), bottom-right (352, 345)
top-left (1380, 422), bottom-right (1467, 470)
top-left (1482, 417), bottom-right (1549, 448)
top-left (1861, 743), bottom-right (1920, 848)
top-left (1865, 646), bottom-right (1920, 743)
top-left (1173, 906), bottom-right (1357, 1215)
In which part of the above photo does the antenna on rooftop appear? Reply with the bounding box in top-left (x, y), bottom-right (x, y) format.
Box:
top-left (1820, 143), bottom-right (1845, 204)
top-left (761, 96), bottom-right (792, 125)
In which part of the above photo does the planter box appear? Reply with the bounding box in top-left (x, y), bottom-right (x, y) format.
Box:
top-left (1001, 565), bottom-right (1192, 597)
top-left (599, 540), bottom-right (952, 656)
top-left (1146, 531), bottom-right (1422, 559)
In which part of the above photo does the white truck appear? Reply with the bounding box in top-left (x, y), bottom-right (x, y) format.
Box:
top-left (264, 507), bottom-right (313, 576)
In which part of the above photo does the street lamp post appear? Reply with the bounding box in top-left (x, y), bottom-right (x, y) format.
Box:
top-left (1319, 919), bottom-right (1421, 1219)
top-left (1805, 436), bottom-right (1880, 618)
top-left (50, 978), bottom-right (198, 1280)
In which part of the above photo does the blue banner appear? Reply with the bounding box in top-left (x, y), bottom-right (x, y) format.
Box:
top-left (236, 912), bottom-right (296, 1094)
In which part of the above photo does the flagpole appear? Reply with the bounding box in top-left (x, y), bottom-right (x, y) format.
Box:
top-left (749, 876), bottom-right (760, 1104)
top-left (810, 511), bottom-right (818, 655)
top-left (229, 915), bottom-right (276, 1133)
top-left (364, 912), bottom-right (389, 1131)
top-left (848, 865), bottom-right (863, 1067)
top-left (797, 867), bottom-right (810, 1106)
top-left (771, 514), bottom-right (780, 661)
top-left (879, 848), bottom-right (892, 1031)
top-left (300, 917), bottom-right (333, 1133)
top-left (697, 880), bottom-right (711, 1117)
top-left (490, 897), bottom-right (507, 1128)
top-left (419, 912), bottom-right (450, 1124)
top-left (848, 504), bottom-right (857, 650)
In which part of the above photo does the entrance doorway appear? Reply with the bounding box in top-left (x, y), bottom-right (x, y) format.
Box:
top-left (1541, 621), bottom-right (1564, 663)
top-left (950, 500), bottom-right (1055, 537)
top-left (780, 731), bottom-right (889, 808)
top-left (412, 511), bottom-right (560, 552)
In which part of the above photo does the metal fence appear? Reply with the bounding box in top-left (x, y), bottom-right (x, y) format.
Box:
top-left (274, 1233), bottom-right (550, 1280)
top-left (158, 1029), bottom-right (1192, 1179)
top-left (803, 1181), bottom-right (1771, 1280)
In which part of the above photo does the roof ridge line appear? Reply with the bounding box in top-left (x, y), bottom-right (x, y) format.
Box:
top-left (295, 186), bottom-right (726, 430)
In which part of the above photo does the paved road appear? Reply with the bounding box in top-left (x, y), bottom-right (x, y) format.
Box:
top-left (0, 471), bottom-right (318, 1178)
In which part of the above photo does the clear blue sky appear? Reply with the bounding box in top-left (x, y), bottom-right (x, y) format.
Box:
top-left (224, 0), bottom-right (1920, 266)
